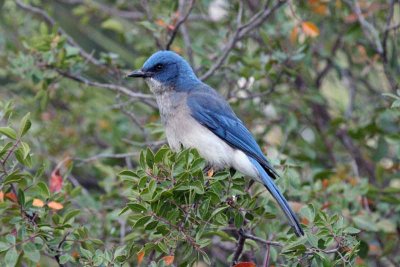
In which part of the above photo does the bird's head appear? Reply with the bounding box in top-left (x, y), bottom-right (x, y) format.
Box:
top-left (127, 51), bottom-right (198, 93)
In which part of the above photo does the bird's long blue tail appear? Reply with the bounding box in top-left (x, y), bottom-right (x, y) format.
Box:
top-left (249, 157), bottom-right (304, 236)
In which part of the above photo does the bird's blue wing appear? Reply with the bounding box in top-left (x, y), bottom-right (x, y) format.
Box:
top-left (187, 85), bottom-right (304, 236)
top-left (187, 86), bottom-right (278, 178)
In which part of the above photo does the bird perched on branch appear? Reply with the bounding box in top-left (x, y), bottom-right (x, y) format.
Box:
top-left (127, 51), bottom-right (304, 236)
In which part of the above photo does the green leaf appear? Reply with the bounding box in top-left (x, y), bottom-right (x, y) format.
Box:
top-left (4, 170), bottom-right (24, 185)
top-left (18, 113), bottom-right (31, 137)
top-left (119, 206), bottom-right (130, 216)
top-left (157, 242), bottom-right (169, 254)
top-left (63, 209), bottom-right (81, 223)
top-left (145, 147), bottom-right (155, 167)
top-left (300, 204), bottom-right (315, 222)
top-left (0, 142), bottom-right (13, 158)
top-left (19, 142), bottom-right (30, 159)
top-left (139, 21), bottom-right (157, 32)
top-left (134, 216), bottom-right (152, 228)
top-left (59, 254), bottom-right (72, 264)
top-left (22, 242), bottom-right (40, 262)
top-left (127, 203), bottom-right (147, 213)
top-left (343, 227), bottom-right (360, 234)
top-left (154, 146), bottom-right (170, 163)
top-left (17, 189), bottom-right (25, 206)
top-left (0, 241), bottom-right (10, 252)
top-left (191, 180), bottom-right (204, 195)
top-left (5, 247), bottom-right (18, 267)
top-left (91, 239), bottom-right (104, 245)
top-left (145, 220), bottom-right (158, 230)
top-left (37, 181), bottom-right (50, 198)
top-left (65, 46), bottom-right (80, 57)
top-left (353, 215), bottom-right (378, 232)
top-left (202, 252), bottom-right (211, 265)
top-left (210, 206), bottom-right (228, 219)
top-left (6, 235), bottom-right (15, 245)
top-left (234, 213), bottom-right (244, 228)
top-left (139, 150), bottom-right (146, 169)
top-left (391, 100), bottom-right (400, 108)
top-left (80, 247), bottom-right (93, 259)
top-left (101, 19), bottom-right (124, 33)
top-left (0, 127), bottom-right (17, 139)
top-left (118, 170), bottom-right (138, 181)
top-left (148, 179), bottom-right (156, 194)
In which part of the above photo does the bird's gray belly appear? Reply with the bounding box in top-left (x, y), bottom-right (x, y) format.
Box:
top-left (165, 113), bottom-right (259, 180)
top-left (165, 113), bottom-right (234, 169)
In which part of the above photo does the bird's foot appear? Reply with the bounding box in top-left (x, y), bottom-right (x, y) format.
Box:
top-left (207, 168), bottom-right (214, 177)
top-left (203, 165), bottom-right (214, 177)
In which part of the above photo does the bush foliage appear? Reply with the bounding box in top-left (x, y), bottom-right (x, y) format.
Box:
top-left (0, 0), bottom-right (399, 266)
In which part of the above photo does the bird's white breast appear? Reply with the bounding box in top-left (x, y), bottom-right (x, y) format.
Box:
top-left (153, 90), bottom-right (259, 179)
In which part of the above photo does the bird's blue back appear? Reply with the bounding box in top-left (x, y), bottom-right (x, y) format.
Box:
top-left (186, 83), bottom-right (279, 179)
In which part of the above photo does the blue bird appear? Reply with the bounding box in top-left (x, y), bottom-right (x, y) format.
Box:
top-left (127, 51), bottom-right (304, 236)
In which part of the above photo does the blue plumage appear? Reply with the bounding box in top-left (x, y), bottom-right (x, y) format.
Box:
top-left (187, 85), bottom-right (279, 180)
top-left (248, 157), bottom-right (304, 236)
top-left (127, 51), bottom-right (304, 236)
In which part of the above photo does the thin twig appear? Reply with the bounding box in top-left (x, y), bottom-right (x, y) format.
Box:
top-left (200, 1), bottom-right (286, 80)
top-left (385, 22), bottom-right (400, 32)
top-left (166, 0), bottom-right (195, 50)
top-left (54, 69), bottom-right (155, 101)
top-left (382, 0), bottom-right (396, 62)
top-left (66, 175), bottom-right (89, 195)
top-left (54, 231), bottom-right (71, 267)
top-left (74, 152), bottom-right (139, 164)
top-left (349, 0), bottom-right (383, 54)
top-left (178, 0), bottom-right (194, 64)
top-left (232, 229), bottom-right (246, 265)
top-left (141, 0), bottom-right (163, 49)
top-left (263, 244), bottom-right (271, 267)
top-left (240, 231), bottom-right (283, 247)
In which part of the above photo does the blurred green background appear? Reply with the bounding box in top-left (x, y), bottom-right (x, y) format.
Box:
top-left (0, 0), bottom-right (399, 266)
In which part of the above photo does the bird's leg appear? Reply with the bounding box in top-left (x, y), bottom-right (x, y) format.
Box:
top-left (246, 180), bottom-right (255, 192)
top-left (207, 168), bottom-right (214, 177)
top-left (203, 164), bottom-right (214, 177)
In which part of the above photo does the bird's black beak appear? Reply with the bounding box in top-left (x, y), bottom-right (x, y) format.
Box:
top-left (125, 69), bottom-right (152, 78)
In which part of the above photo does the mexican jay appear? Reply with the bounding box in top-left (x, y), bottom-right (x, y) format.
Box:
top-left (127, 51), bottom-right (304, 236)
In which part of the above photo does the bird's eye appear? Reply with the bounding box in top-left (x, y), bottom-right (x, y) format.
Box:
top-left (155, 64), bottom-right (163, 71)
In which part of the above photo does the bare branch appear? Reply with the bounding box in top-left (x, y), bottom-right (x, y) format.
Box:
top-left (315, 36), bottom-right (343, 88)
top-left (141, 0), bottom-right (163, 49)
top-left (115, 95), bottom-right (150, 142)
top-left (382, 0), bottom-right (396, 62)
top-left (240, 231), bottom-right (283, 247)
top-left (263, 243), bottom-right (271, 267)
top-left (231, 229), bottom-right (246, 265)
top-left (347, 0), bottom-right (383, 54)
top-left (336, 128), bottom-right (376, 183)
top-left (341, 69), bottom-right (356, 119)
top-left (200, 1), bottom-right (286, 80)
top-left (75, 152), bottom-right (139, 165)
top-left (54, 69), bottom-right (155, 101)
top-left (385, 22), bottom-right (400, 32)
top-left (381, 0), bottom-right (399, 92)
top-left (174, 0), bottom-right (195, 65)
top-left (166, 0), bottom-right (196, 50)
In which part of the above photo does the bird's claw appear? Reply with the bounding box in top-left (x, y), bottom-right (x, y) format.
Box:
top-left (207, 168), bottom-right (214, 177)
